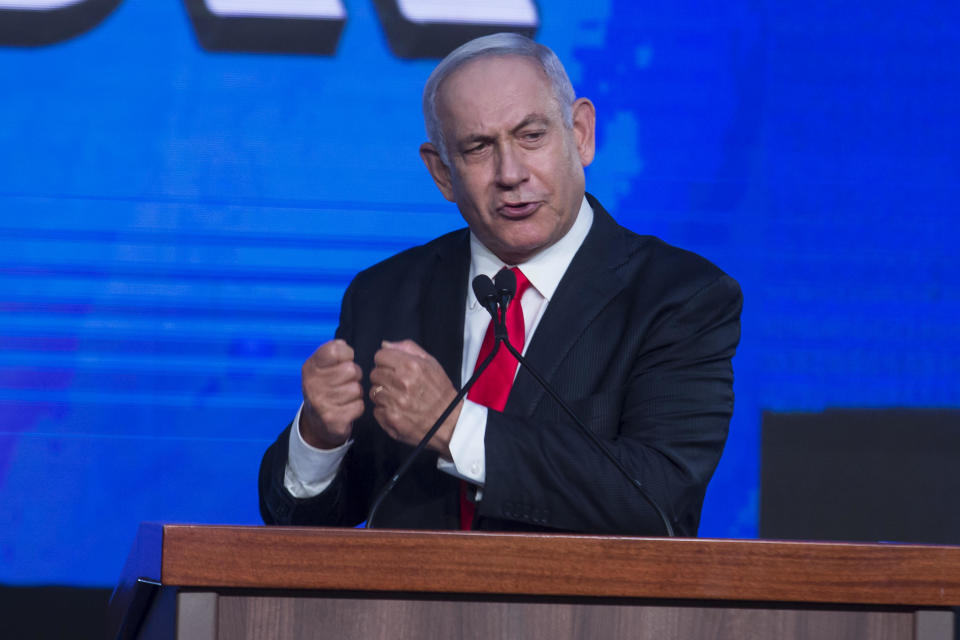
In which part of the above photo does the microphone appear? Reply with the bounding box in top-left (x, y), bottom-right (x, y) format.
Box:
top-left (472, 273), bottom-right (500, 323)
top-left (490, 272), bottom-right (676, 537)
top-left (492, 268), bottom-right (516, 333)
top-left (364, 275), bottom-right (503, 528)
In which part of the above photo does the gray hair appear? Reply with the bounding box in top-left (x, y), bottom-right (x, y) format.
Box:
top-left (423, 33), bottom-right (576, 164)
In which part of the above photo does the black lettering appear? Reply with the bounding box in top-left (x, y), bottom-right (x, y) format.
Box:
top-left (0, 0), bottom-right (123, 47)
top-left (182, 0), bottom-right (346, 56)
top-left (372, 0), bottom-right (539, 59)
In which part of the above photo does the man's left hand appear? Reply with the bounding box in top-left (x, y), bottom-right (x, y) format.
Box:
top-left (369, 339), bottom-right (461, 459)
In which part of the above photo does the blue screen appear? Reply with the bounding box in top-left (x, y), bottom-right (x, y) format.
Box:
top-left (1, 0), bottom-right (958, 586)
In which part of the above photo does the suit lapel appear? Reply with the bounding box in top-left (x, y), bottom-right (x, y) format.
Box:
top-left (419, 230), bottom-right (471, 388)
top-left (505, 196), bottom-right (631, 416)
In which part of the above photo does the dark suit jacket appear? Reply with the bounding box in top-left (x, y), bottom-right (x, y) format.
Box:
top-left (259, 194), bottom-right (742, 536)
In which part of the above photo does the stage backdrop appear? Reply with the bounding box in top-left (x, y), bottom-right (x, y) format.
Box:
top-left (0, 0), bottom-right (958, 586)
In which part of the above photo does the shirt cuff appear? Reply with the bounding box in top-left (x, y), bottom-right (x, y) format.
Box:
top-left (436, 398), bottom-right (487, 485)
top-left (284, 403), bottom-right (352, 498)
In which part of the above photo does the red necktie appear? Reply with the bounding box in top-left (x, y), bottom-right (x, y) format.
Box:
top-left (460, 267), bottom-right (531, 529)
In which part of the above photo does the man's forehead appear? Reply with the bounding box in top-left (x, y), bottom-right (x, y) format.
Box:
top-left (435, 55), bottom-right (559, 134)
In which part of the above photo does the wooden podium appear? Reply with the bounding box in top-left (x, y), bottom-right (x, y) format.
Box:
top-left (108, 524), bottom-right (960, 640)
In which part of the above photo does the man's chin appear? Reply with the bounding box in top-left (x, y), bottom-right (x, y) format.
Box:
top-left (490, 237), bottom-right (552, 265)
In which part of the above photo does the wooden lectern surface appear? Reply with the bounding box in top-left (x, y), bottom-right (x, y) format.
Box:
top-left (109, 525), bottom-right (960, 640)
top-left (125, 524), bottom-right (960, 606)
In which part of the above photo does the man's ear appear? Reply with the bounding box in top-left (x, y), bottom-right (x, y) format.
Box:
top-left (419, 142), bottom-right (457, 202)
top-left (571, 97), bottom-right (596, 167)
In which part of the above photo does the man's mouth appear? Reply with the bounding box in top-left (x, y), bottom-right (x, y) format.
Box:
top-left (498, 201), bottom-right (541, 218)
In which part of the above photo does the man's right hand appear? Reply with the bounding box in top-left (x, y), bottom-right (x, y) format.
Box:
top-left (299, 339), bottom-right (364, 449)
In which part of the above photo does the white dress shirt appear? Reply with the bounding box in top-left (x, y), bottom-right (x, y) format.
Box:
top-left (284, 196), bottom-right (594, 498)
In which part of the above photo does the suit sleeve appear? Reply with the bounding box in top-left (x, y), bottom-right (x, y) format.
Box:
top-left (258, 278), bottom-right (370, 526)
top-left (479, 274), bottom-right (742, 536)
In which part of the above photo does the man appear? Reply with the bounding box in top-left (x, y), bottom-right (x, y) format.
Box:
top-left (259, 33), bottom-right (742, 536)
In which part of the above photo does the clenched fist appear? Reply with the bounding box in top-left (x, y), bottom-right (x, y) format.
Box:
top-left (299, 339), bottom-right (364, 449)
top-left (368, 339), bottom-right (461, 459)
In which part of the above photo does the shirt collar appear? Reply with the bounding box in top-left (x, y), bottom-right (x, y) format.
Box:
top-left (468, 196), bottom-right (594, 309)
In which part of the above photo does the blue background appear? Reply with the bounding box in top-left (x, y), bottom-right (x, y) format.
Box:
top-left (1, 0), bottom-right (958, 586)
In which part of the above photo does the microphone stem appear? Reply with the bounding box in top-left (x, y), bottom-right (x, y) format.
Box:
top-left (365, 339), bottom-right (503, 529)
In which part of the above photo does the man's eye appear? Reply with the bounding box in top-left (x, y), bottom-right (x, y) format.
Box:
top-left (522, 130), bottom-right (546, 142)
top-left (464, 143), bottom-right (487, 154)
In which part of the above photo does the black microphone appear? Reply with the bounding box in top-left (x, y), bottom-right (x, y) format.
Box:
top-left (492, 268), bottom-right (516, 333)
top-left (491, 274), bottom-right (676, 537)
top-left (472, 273), bottom-right (500, 323)
top-left (364, 275), bottom-right (503, 528)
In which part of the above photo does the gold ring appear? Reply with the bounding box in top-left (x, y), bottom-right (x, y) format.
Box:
top-left (371, 385), bottom-right (385, 401)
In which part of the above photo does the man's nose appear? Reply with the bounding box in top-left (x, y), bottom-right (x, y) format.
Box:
top-left (495, 143), bottom-right (529, 188)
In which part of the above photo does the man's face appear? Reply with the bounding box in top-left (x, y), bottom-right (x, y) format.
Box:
top-left (421, 55), bottom-right (595, 265)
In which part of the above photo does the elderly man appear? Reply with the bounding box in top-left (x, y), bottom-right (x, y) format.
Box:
top-left (259, 33), bottom-right (741, 536)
